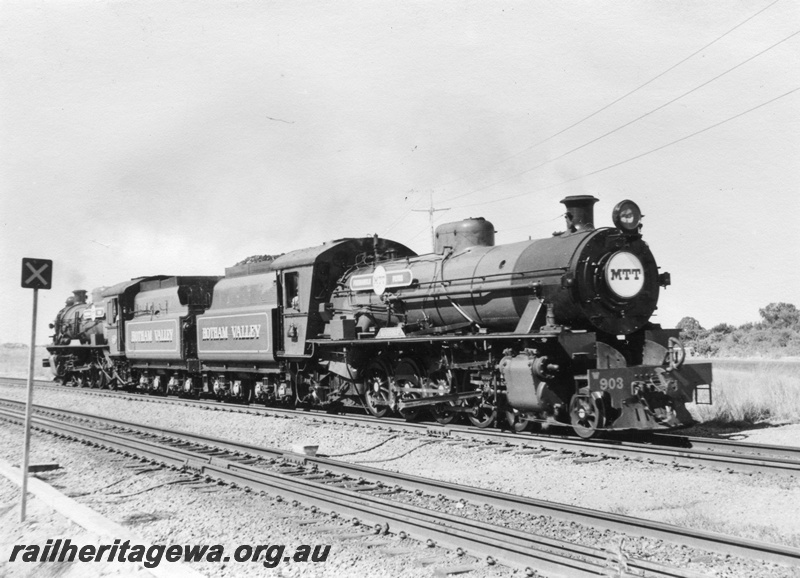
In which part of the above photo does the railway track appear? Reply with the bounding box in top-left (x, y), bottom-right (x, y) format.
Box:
top-left (2, 377), bottom-right (800, 476)
top-left (2, 400), bottom-right (799, 575)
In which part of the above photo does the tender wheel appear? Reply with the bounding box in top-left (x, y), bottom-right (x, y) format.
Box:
top-left (152, 375), bottom-right (166, 395)
top-left (242, 381), bottom-right (254, 405)
top-left (363, 361), bottom-right (392, 418)
top-left (232, 380), bottom-right (253, 404)
top-left (394, 358), bottom-right (422, 421)
top-left (181, 377), bottom-right (195, 398)
top-left (505, 409), bottom-right (532, 433)
top-left (569, 395), bottom-right (605, 439)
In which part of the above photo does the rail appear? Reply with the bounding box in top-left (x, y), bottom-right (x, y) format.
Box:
top-left (2, 377), bottom-right (799, 477)
top-left (0, 398), bottom-right (798, 571)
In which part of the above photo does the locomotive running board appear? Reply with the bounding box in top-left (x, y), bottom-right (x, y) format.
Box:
top-left (309, 330), bottom-right (564, 346)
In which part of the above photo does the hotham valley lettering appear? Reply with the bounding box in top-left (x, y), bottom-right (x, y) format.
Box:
top-left (201, 324), bottom-right (261, 341)
top-left (130, 329), bottom-right (174, 343)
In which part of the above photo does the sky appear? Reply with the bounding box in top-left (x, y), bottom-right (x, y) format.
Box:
top-left (1, 0), bottom-right (798, 344)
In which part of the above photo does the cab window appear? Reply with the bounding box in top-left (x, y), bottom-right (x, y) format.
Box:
top-left (284, 272), bottom-right (299, 310)
top-left (108, 299), bottom-right (118, 324)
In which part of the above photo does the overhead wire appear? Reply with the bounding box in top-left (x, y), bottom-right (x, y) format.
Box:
top-left (381, 1), bottom-right (787, 241)
top-left (405, 210), bottom-right (452, 248)
top-left (441, 28), bottom-right (799, 205)
top-left (382, 188), bottom-right (427, 236)
top-left (450, 86), bottom-right (799, 209)
top-left (431, 0), bottom-right (783, 192)
top-left (382, 205), bottom-right (417, 236)
top-left (498, 213), bottom-right (566, 234)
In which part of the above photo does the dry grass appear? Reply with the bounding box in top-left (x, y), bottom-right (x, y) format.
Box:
top-left (0, 344), bottom-right (53, 381)
top-left (665, 509), bottom-right (800, 549)
top-left (688, 359), bottom-right (800, 425)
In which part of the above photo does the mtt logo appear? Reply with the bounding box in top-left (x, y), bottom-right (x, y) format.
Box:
top-left (605, 252), bottom-right (645, 298)
top-left (609, 268), bottom-right (642, 281)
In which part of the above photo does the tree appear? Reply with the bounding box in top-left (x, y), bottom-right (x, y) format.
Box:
top-left (710, 323), bottom-right (735, 334)
top-left (676, 316), bottom-right (704, 341)
top-left (676, 317), bottom-right (703, 331)
top-left (758, 303), bottom-right (800, 329)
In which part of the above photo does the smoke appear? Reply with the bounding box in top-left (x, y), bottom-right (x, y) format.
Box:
top-left (554, 163), bottom-right (586, 197)
top-left (66, 268), bottom-right (87, 292)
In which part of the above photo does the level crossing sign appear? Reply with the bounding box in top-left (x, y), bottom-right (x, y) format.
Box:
top-left (19, 256), bottom-right (53, 522)
top-left (21, 258), bottom-right (53, 290)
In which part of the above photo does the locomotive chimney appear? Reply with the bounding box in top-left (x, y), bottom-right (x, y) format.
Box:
top-left (72, 289), bottom-right (88, 304)
top-left (560, 195), bottom-right (598, 233)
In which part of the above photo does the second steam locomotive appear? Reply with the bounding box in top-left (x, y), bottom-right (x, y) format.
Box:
top-left (46, 196), bottom-right (712, 438)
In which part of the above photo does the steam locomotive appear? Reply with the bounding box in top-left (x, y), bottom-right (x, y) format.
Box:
top-left (45, 196), bottom-right (712, 438)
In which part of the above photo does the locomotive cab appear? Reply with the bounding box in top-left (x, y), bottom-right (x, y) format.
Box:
top-left (272, 237), bottom-right (417, 358)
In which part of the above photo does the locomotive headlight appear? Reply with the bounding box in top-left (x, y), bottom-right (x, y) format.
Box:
top-left (605, 251), bottom-right (645, 299)
top-left (612, 200), bottom-right (642, 233)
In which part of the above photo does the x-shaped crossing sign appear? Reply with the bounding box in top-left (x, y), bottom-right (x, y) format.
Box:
top-left (21, 258), bottom-right (53, 290)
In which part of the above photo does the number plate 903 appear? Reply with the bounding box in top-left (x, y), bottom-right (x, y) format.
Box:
top-left (587, 367), bottom-right (654, 399)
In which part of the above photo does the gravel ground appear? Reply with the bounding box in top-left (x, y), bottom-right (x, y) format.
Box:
top-left (0, 474), bottom-right (154, 577)
top-left (0, 422), bottom-right (515, 578)
top-left (0, 383), bottom-right (798, 577)
top-left (717, 423), bottom-right (800, 447)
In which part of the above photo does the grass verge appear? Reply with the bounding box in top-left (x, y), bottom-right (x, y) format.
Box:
top-left (688, 360), bottom-right (800, 425)
top-left (0, 345), bottom-right (53, 381)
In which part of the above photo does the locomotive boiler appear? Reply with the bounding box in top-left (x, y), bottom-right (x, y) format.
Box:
top-left (333, 196), bottom-right (661, 336)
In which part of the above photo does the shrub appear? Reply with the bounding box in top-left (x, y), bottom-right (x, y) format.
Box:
top-left (679, 302), bottom-right (800, 358)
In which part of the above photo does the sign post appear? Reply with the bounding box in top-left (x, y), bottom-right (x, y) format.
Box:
top-left (20, 258), bottom-right (52, 522)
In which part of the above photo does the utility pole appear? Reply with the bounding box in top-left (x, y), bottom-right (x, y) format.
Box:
top-left (412, 190), bottom-right (450, 252)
